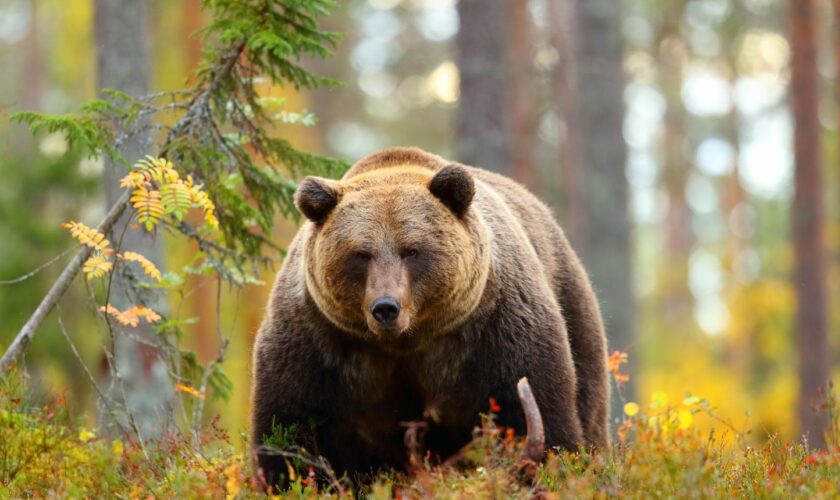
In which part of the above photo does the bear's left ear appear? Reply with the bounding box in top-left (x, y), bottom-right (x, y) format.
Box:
top-left (428, 164), bottom-right (475, 218)
top-left (295, 176), bottom-right (340, 224)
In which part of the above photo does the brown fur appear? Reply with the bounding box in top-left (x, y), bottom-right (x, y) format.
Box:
top-left (251, 147), bottom-right (609, 483)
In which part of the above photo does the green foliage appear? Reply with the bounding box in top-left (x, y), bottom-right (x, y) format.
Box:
top-left (159, 0), bottom-right (349, 260)
top-left (9, 110), bottom-right (117, 162)
top-left (263, 419), bottom-right (301, 450)
top-left (12, 0), bottom-right (349, 283)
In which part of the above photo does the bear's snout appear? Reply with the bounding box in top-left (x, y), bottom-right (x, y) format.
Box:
top-left (370, 296), bottom-right (401, 325)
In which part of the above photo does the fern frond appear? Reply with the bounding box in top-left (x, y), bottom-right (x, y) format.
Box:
top-left (62, 221), bottom-right (110, 250)
top-left (119, 251), bottom-right (162, 281)
top-left (82, 254), bottom-right (113, 280)
top-left (130, 186), bottom-right (165, 231)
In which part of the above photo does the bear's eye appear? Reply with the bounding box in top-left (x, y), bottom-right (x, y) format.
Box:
top-left (352, 250), bottom-right (372, 261)
top-left (402, 248), bottom-right (419, 259)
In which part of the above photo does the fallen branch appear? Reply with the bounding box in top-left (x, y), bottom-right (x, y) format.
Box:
top-left (0, 193), bottom-right (129, 374)
top-left (517, 377), bottom-right (545, 462)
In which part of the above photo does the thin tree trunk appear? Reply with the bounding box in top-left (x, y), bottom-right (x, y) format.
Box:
top-left (455, 0), bottom-right (510, 174)
top-left (834, 0), bottom-right (840, 353)
top-left (505, 0), bottom-right (536, 186)
top-left (95, 0), bottom-right (172, 437)
top-left (574, 0), bottom-right (636, 416)
top-left (21, 0), bottom-right (43, 111)
top-left (657, 4), bottom-right (693, 327)
top-left (180, 0), bottom-right (219, 363)
top-left (549, 0), bottom-right (586, 253)
top-left (790, 0), bottom-right (830, 448)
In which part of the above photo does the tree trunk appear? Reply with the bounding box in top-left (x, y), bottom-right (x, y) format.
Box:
top-left (657, 3), bottom-right (693, 329)
top-left (95, 0), bottom-right (172, 437)
top-left (180, 0), bottom-right (219, 364)
top-left (21, 0), bottom-right (43, 112)
top-left (505, 0), bottom-right (536, 187)
top-left (574, 0), bottom-right (636, 418)
top-left (455, 0), bottom-right (510, 174)
top-left (549, 0), bottom-right (586, 253)
top-left (790, 0), bottom-right (830, 448)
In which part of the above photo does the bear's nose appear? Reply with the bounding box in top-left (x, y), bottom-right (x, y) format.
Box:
top-left (370, 297), bottom-right (401, 325)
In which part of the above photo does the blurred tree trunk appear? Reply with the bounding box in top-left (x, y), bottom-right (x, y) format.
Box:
top-left (548, 0), bottom-right (586, 252)
top-left (180, 0), bottom-right (219, 363)
top-left (574, 0), bottom-right (636, 416)
top-left (21, 0), bottom-right (43, 112)
top-left (455, 0), bottom-right (510, 174)
top-left (95, 0), bottom-right (172, 437)
top-left (834, 0), bottom-right (840, 344)
top-left (505, 0), bottom-right (536, 187)
top-left (790, 0), bottom-right (830, 448)
top-left (658, 3), bottom-right (694, 328)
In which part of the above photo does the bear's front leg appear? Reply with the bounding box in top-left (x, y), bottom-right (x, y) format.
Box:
top-left (250, 327), bottom-right (330, 490)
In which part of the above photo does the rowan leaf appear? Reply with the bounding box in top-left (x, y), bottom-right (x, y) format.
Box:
top-left (82, 254), bottom-right (113, 280)
top-left (160, 182), bottom-right (192, 221)
top-left (119, 251), bottom-right (162, 281)
top-left (130, 186), bottom-right (165, 231)
top-left (100, 304), bottom-right (161, 327)
top-left (62, 221), bottom-right (110, 250)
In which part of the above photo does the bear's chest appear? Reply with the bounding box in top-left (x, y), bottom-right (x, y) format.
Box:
top-left (332, 338), bottom-right (476, 427)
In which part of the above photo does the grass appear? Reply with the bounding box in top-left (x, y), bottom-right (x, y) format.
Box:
top-left (2, 373), bottom-right (839, 498)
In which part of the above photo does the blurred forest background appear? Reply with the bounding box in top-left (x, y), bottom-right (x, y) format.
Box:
top-left (0, 0), bottom-right (838, 449)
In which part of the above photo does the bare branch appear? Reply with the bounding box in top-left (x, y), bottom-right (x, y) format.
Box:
top-left (517, 377), bottom-right (545, 462)
top-left (0, 250), bottom-right (70, 285)
top-left (0, 193), bottom-right (129, 374)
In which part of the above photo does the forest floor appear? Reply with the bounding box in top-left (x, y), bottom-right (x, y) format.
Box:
top-left (2, 373), bottom-right (839, 498)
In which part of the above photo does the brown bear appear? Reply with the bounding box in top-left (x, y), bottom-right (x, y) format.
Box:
top-left (251, 147), bottom-right (609, 483)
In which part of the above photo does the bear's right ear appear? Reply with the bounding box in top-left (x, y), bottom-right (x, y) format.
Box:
top-left (295, 176), bottom-right (340, 224)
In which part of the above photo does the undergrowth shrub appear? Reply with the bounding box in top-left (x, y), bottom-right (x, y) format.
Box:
top-left (2, 371), bottom-right (838, 498)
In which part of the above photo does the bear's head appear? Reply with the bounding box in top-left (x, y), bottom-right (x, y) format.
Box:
top-left (295, 163), bottom-right (492, 350)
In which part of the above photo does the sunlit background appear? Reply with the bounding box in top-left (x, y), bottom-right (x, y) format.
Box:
top-left (0, 0), bottom-right (838, 445)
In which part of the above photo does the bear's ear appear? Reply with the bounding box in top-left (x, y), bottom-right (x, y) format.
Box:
top-left (428, 164), bottom-right (475, 217)
top-left (295, 176), bottom-right (340, 224)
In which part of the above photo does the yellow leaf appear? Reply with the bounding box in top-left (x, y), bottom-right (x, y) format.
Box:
top-left (78, 429), bottom-right (95, 442)
top-left (130, 186), bottom-right (165, 231)
top-left (119, 170), bottom-right (148, 189)
top-left (112, 439), bottom-right (124, 457)
top-left (99, 304), bottom-right (161, 327)
top-left (677, 409), bottom-right (694, 430)
top-left (83, 254), bottom-right (113, 280)
top-left (62, 221), bottom-right (110, 250)
top-left (129, 305), bottom-right (161, 323)
top-left (120, 251), bottom-right (162, 281)
top-left (190, 185), bottom-right (218, 229)
top-left (175, 383), bottom-right (204, 399)
top-left (624, 402), bottom-right (640, 417)
top-left (225, 463), bottom-right (242, 499)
